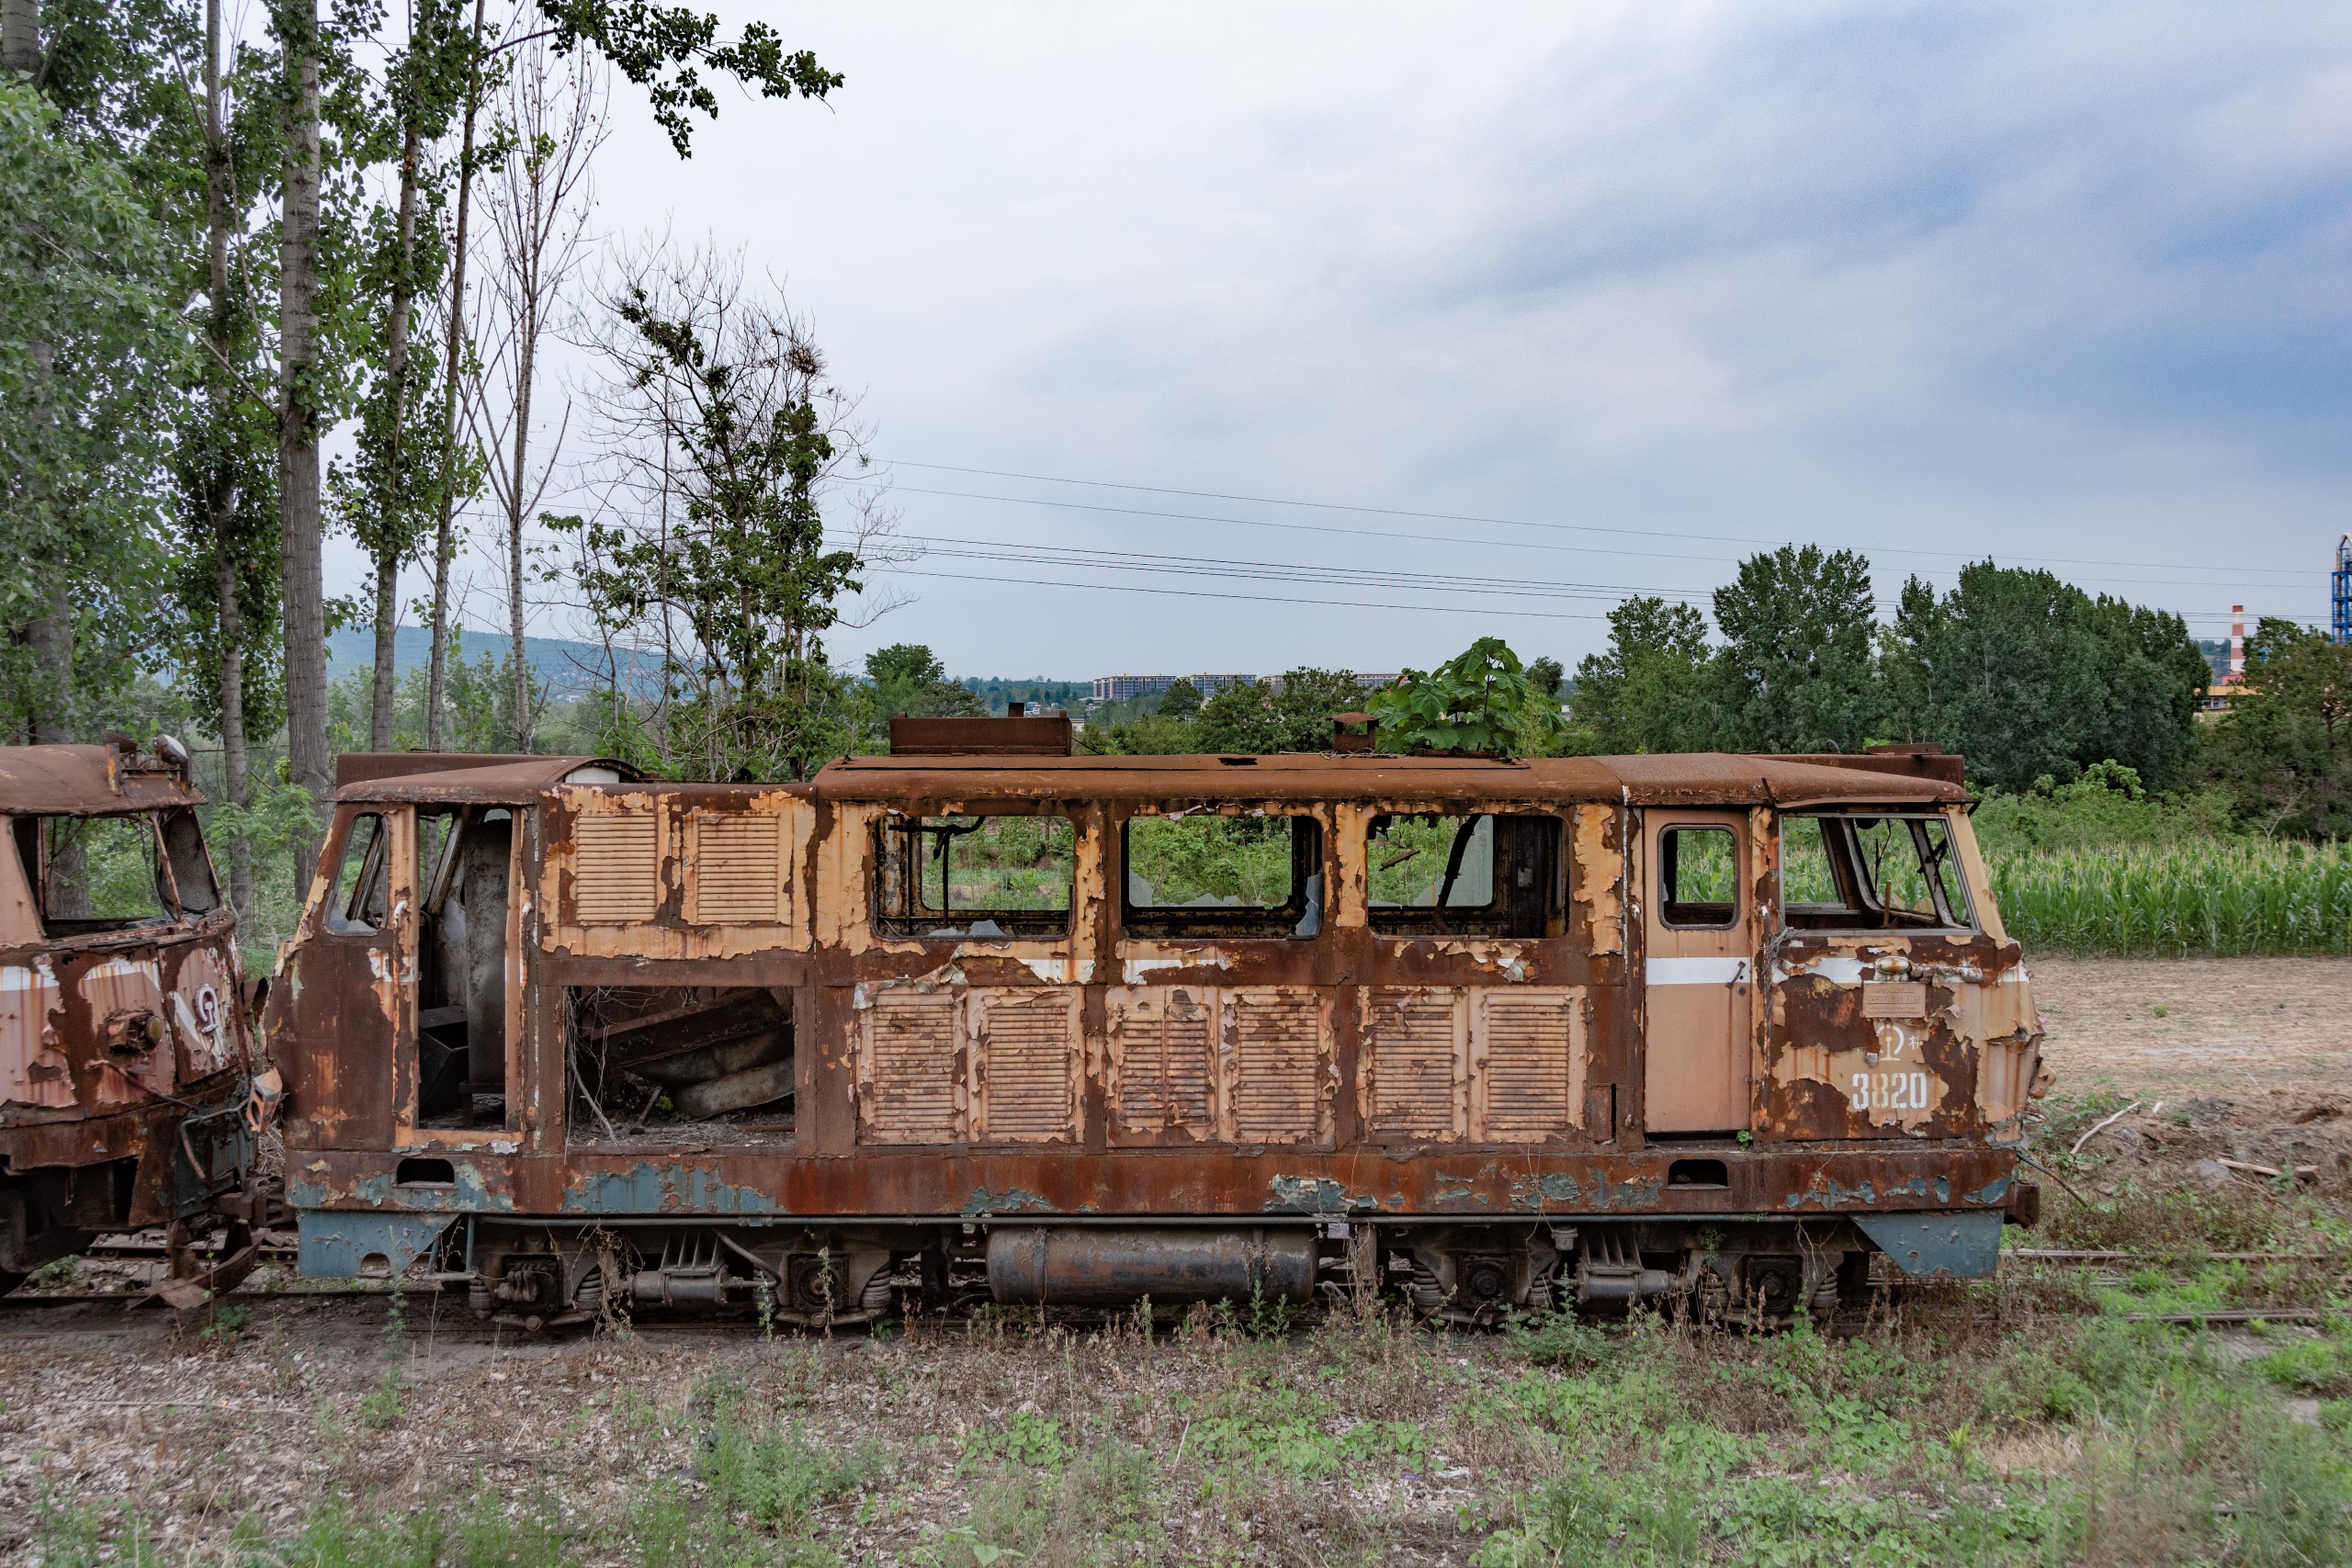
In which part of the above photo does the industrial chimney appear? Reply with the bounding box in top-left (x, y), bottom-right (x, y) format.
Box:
top-left (2228, 605), bottom-right (2245, 682)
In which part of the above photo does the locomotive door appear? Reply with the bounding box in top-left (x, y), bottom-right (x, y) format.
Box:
top-left (277, 806), bottom-right (413, 1150)
top-left (1640, 810), bottom-right (1754, 1134)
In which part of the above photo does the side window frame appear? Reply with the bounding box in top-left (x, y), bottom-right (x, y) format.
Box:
top-left (1365, 811), bottom-right (1565, 939)
top-left (1657, 821), bottom-right (1741, 931)
top-left (1777, 809), bottom-right (1979, 934)
top-left (872, 807), bottom-right (1080, 941)
top-left (322, 810), bottom-right (392, 936)
top-left (1118, 807), bottom-right (1324, 942)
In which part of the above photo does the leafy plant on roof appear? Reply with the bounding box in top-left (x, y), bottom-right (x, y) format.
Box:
top-left (1365, 638), bottom-right (1566, 758)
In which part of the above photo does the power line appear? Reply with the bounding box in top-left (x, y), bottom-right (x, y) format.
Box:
top-left (883, 459), bottom-right (2322, 587)
top-left (877, 567), bottom-right (1618, 621)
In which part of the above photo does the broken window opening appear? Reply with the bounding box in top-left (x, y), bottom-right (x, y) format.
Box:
top-left (159, 808), bottom-right (220, 916)
top-left (1658, 825), bottom-right (1738, 929)
top-left (323, 813), bottom-right (389, 935)
top-left (874, 813), bottom-right (1076, 939)
top-left (28, 813), bottom-right (174, 933)
top-left (413, 807), bottom-right (515, 1127)
top-left (567, 985), bottom-right (796, 1147)
top-left (1781, 813), bottom-right (1974, 932)
top-left (1368, 813), bottom-right (1563, 938)
top-left (1122, 811), bottom-right (1321, 940)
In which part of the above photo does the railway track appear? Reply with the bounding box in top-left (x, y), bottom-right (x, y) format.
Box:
top-left (2, 1247), bottom-right (2338, 1330)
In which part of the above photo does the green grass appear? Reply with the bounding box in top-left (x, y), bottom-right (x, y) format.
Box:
top-left (1987, 840), bottom-right (2352, 957)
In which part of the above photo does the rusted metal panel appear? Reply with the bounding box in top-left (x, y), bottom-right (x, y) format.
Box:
top-left (970, 987), bottom-right (1082, 1143)
top-left (1224, 988), bottom-right (1332, 1145)
top-left (1475, 987), bottom-right (1585, 1141)
top-left (573, 809), bottom-right (662, 923)
top-left (889, 714), bottom-right (1073, 755)
top-left (685, 810), bottom-right (786, 924)
top-left (287, 1142), bottom-right (2018, 1222)
top-left (1104, 986), bottom-right (1217, 1141)
top-left (0, 741), bottom-right (206, 815)
top-left (1362, 987), bottom-right (1464, 1139)
top-left (854, 981), bottom-right (964, 1143)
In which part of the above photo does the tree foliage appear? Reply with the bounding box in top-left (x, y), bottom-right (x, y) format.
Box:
top-left (532, 0), bottom-right (840, 156)
top-left (1193, 670), bottom-right (1370, 754)
top-left (1710, 544), bottom-right (1879, 752)
top-left (0, 78), bottom-right (185, 736)
top-left (1883, 562), bottom-right (2209, 794)
top-left (1566, 597), bottom-right (1717, 755)
top-left (2211, 619), bottom-right (2352, 838)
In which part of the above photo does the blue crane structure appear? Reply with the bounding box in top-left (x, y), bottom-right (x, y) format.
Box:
top-left (2335, 533), bottom-right (2351, 645)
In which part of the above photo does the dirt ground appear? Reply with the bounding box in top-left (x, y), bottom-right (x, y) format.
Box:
top-left (2031, 955), bottom-right (2352, 1101)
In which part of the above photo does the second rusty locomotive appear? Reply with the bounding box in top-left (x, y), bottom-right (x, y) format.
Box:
top-left (266, 721), bottom-right (2044, 1327)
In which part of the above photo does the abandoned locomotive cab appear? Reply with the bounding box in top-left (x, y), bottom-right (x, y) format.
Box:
top-left (271, 745), bottom-right (2042, 1326)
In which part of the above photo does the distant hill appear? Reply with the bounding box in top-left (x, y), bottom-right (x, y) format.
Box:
top-left (327, 626), bottom-right (659, 697)
top-left (330, 627), bottom-right (1083, 703)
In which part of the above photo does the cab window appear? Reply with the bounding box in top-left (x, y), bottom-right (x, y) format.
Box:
top-left (1122, 811), bottom-right (1320, 939)
top-left (1658, 825), bottom-right (1739, 928)
top-left (31, 813), bottom-right (173, 932)
top-left (876, 813), bottom-right (1076, 939)
top-left (324, 813), bottom-right (390, 934)
top-left (1368, 813), bottom-right (1562, 938)
top-left (1781, 812), bottom-right (1973, 931)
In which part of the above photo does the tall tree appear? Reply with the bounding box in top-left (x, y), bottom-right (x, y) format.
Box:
top-left (553, 247), bottom-right (891, 780)
top-left (471, 27), bottom-right (605, 753)
top-left (272, 0), bottom-right (332, 869)
top-left (173, 0), bottom-right (286, 926)
top-left (334, 0), bottom-right (471, 750)
top-left (1711, 544), bottom-right (1881, 752)
top-left (1566, 596), bottom-right (1721, 754)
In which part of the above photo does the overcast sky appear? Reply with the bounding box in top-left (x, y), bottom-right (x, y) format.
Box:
top-left (330, 2), bottom-right (2352, 681)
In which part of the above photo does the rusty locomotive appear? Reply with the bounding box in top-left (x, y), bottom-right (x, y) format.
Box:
top-left (0, 739), bottom-right (276, 1301)
top-left (265, 722), bottom-right (2046, 1328)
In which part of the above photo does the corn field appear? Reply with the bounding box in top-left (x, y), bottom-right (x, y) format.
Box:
top-left (1986, 840), bottom-right (2352, 956)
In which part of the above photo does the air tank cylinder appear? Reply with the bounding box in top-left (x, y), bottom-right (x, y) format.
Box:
top-left (986, 1226), bottom-right (1317, 1306)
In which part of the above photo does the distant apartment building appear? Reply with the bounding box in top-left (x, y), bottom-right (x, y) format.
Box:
top-left (1090, 673), bottom-right (1256, 702)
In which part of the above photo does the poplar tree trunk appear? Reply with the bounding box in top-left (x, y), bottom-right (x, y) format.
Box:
top-left (277, 1), bottom-right (330, 878)
top-left (205, 0), bottom-right (253, 927)
top-left (426, 0), bottom-right (488, 750)
top-left (1, 0), bottom-right (37, 77)
top-left (506, 306), bottom-right (537, 753)
top-left (368, 115), bottom-right (425, 751)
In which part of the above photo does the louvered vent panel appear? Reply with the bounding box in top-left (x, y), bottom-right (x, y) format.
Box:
top-left (1481, 991), bottom-right (1579, 1140)
top-left (1227, 990), bottom-right (1323, 1144)
top-left (573, 813), bottom-right (660, 923)
top-left (977, 990), bottom-right (1078, 1142)
top-left (1114, 988), bottom-right (1216, 1134)
top-left (862, 990), bottom-right (960, 1144)
top-left (1367, 988), bottom-right (1461, 1138)
top-left (692, 814), bottom-right (782, 923)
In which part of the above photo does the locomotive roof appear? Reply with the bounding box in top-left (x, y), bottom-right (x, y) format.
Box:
top-left (811, 751), bottom-right (1967, 807)
top-left (0, 743), bottom-right (205, 815)
top-left (331, 749), bottom-right (1964, 808)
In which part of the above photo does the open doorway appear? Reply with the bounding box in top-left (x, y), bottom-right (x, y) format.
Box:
top-left (413, 807), bottom-right (514, 1128)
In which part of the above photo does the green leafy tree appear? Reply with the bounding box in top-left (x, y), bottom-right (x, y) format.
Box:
top-left (1157, 677), bottom-right (1202, 718)
top-left (1565, 597), bottom-right (1722, 754)
top-left (1366, 640), bottom-right (1563, 758)
top-left (530, 0), bottom-right (840, 156)
top-left (1710, 544), bottom-right (1881, 751)
top-left (2211, 618), bottom-right (2352, 838)
top-left (0, 77), bottom-right (184, 742)
top-left (1883, 562), bottom-right (2208, 794)
top-left (1526, 655), bottom-right (1565, 698)
top-left (1193, 669), bottom-right (1369, 754)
